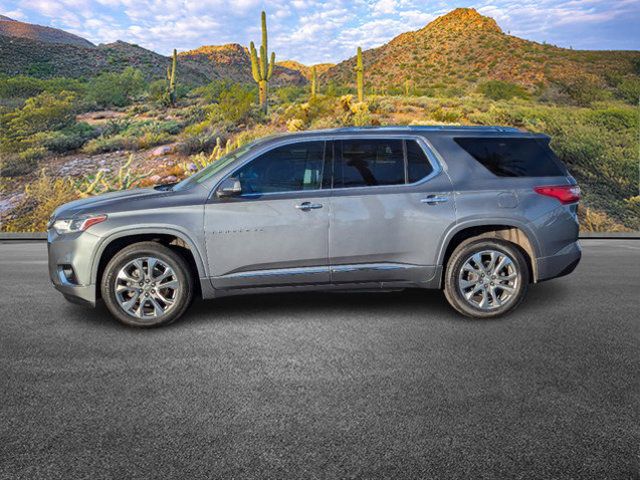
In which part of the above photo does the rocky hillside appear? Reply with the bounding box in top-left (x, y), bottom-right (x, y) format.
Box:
top-left (0, 35), bottom-right (210, 84)
top-left (0, 15), bottom-right (94, 48)
top-left (277, 60), bottom-right (335, 80)
top-left (323, 8), bottom-right (640, 91)
top-left (0, 18), bottom-right (306, 87)
top-left (179, 44), bottom-right (307, 86)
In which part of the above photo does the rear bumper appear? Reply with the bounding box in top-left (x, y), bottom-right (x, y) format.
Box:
top-left (536, 240), bottom-right (582, 282)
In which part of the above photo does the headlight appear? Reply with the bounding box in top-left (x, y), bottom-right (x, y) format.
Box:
top-left (52, 214), bottom-right (107, 234)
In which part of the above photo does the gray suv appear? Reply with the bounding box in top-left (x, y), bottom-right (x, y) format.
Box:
top-left (48, 126), bottom-right (581, 327)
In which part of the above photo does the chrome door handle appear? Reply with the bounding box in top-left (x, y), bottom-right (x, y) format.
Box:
top-left (421, 194), bottom-right (449, 205)
top-left (295, 202), bottom-right (323, 211)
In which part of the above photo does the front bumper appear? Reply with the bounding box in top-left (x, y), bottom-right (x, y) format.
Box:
top-left (536, 240), bottom-right (582, 282)
top-left (48, 229), bottom-right (102, 307)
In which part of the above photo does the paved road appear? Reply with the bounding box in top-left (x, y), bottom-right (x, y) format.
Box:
top-left (0, 240), bottom-right (638, 479)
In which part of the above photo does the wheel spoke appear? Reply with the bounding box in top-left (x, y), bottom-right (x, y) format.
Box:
top-left (488, 287), bottom-right (501, 307)
top-left (122, 292), bottom-right (141, 312)
top-left (158, 279), bottom-right (178, 290)
top-left (459, 279), bottom-right (478, 290)
top-left (496, 284), bottom-right (515, 294)
top-left (147, 258), bottom-right (158, 278)
top-left (148, 296), bottom-right (165, 316)
top-left (493, 256), bottom-right (508, 274)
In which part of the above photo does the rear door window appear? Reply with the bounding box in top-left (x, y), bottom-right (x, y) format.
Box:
top-left (334, 139), bottom-right (434, 188)
top-left (454, 137), bottom-right (567, 177)
top-left (335, 139), bottom-right (405, 188)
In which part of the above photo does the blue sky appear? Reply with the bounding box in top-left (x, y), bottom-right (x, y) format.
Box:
top-left (1, 0), bottom-right (639, 64)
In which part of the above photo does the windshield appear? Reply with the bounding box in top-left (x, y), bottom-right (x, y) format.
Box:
top-left (172, 141), bottom-right (258, 191)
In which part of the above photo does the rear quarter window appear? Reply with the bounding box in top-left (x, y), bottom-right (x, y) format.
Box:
top-left (454, 137), bottom-right (567, 177)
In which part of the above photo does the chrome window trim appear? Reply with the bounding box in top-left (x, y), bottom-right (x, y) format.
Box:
top-left (207, 134), bottom-right (444, 202)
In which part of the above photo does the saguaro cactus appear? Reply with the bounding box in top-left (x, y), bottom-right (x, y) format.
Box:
top-left (310, 65), bottom-right (317, 99)
top-left (355, 46), bottom-right (364, 102)
top-left (166, 49), bottom-right (177, 106)
top-left (249, 11), bottom-right (276, 113)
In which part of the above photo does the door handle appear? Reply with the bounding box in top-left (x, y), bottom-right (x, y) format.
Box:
top-left (295, 202), bottom-right (323, 211)
top-left (421, 194), bottom-right (449, 205)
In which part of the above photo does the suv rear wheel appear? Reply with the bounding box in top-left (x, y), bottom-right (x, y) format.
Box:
top-left (444, 238), bottom-right (529, 319)
top-left (101, 242), bottom-right (194, 327)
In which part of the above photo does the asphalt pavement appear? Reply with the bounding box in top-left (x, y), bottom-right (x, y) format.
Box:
top-left (1, 240), bottom-right (638, 479)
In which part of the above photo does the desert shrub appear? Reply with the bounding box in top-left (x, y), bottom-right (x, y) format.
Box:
top-left (85, 67), bottom-right (145, 108)
top-left (0, 75), bottom-right (86, 100)
top-left (2, 171), bottom-right (78, 232)
top-left (586, 107), bottom-right (638, 131)
top-left (147, 79), bottom-right (168, 103)
top-left (554, 76), bottom-right (608, 106)
top-left (191, 80), bottom-right (236, 104)
top-left (206, 83), bottom-right (256, 124)
top-left (616, 78), bottom-right (640, 104)
top-left (274, 86), bottom-right (306, 103)
top-left (41, 122), bottom-right (99, 153)
top-left (430, 106), bottom-right (462, 123)
top-left (0, 91), bottom-right (78, 171)
top-left (82, 120), bottom-right (180, 154)
top-left (478, 80), bottom-right (528, 100)
top-left (579, 207), bottom-right (629, 232)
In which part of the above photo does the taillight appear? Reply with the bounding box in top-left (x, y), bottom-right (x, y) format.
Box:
top-left (534, 185), bottom-right (581, 204)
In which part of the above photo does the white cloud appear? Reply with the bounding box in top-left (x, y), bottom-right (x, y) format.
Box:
top-left (3, 0), bottom-right (639, 63)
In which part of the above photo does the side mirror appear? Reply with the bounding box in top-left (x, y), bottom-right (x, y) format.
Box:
top-left (216, 177), bottom-right (242, 198)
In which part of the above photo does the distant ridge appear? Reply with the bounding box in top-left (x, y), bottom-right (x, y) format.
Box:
top-left (322, 7), bottom-right (640, 91)
top-left (0, 17), bottom-right (95, 48)
top-left (179, 44), bottom-right (307, 86)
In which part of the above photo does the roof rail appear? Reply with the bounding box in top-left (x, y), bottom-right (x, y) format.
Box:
top-left (327, 125), bottom-right (521, 133)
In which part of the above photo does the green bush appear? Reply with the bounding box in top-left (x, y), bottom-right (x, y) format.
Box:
top-left (42, 122), bottom-right (99, 153)
top-left (81, 119), bottom-right (181, 154)
top-left (205, 83), bottom-right (256, 124)
top-left (478, 80), bottom-right (528, 100)
top-left (616, 78), bottom-right (640, 104)
top-left (85, 67), bottom-right (145, 108)
top-left (555, 76), bottom-right (608, 106)
top-left (0, 75), bottom-right (87, 100)
top-left (0, 91), bottom-right (78, 165)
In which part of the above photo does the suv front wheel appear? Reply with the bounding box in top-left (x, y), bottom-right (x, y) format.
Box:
top-left (101, 242), bottom-right (194, 327)
top-left (444, 238), bottom-right (529, 319)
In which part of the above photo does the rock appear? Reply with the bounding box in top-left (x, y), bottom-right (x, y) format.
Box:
top-left (149, 175), bottom-right (162, 184)
top-left (163, 175), bottom-right (178, 183)
top-left (151, 145), bottom-right (173, 156)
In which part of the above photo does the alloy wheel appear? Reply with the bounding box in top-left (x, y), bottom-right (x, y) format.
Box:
top-left (115, 257), bottom-right (180, 319)
top-left (457, 249), bottom-right (519, 311)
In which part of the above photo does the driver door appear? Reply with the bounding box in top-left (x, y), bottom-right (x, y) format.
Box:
top-left (204, 140), bottom-right (331, 289)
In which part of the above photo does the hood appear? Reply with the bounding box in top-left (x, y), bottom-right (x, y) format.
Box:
top-left (52, 188), bottom-right (165, 220)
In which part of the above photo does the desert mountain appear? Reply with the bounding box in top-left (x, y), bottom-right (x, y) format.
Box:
top-left (0, 15), bottom-right (94, 48)
top-left (322, 8), bottom-right (640, 91)
top-left (277, 60), bottom-right (335, 80)
top-left (179, 44), bottom-right (306, 86)
top-left (0, 35), bottom-right (210, 84)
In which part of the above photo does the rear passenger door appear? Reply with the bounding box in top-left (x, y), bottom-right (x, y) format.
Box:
top-left (328, 137), bottom-right (455, 285)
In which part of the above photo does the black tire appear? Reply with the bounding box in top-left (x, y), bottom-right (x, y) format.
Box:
top-left (101, 241), bottom-right (194, 327)
top-left (443, 238), bottom-right (529, 319)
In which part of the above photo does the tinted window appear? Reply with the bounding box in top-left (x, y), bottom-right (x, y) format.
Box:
top-left (406, 140), bottom-right (434, 183)
top-left (454, 137), bottom-right (567, 177)
top-left (336, 139), bottom-right (404, 188)
top-left (235, 141), bottom-right (325, 194)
